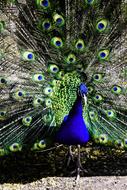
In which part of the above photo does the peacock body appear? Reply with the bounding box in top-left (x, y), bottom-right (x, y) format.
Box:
top-left (0, 0), bottom-right (127, 165)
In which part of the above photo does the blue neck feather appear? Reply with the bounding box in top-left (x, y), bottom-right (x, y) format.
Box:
top-left (55, 91), bottom-right (90, 145)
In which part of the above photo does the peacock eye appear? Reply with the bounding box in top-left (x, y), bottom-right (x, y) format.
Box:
top-left (66, 54), bottom-right (76, 64)
top-left (98, 49), bottom-right (109, 61)
top-left (51, 37), bottom-right (63, 48)
top-left (22, 51), bottom-right (35, 61)
top-left (48, 64), bottom-right (59, 73)
top-left (94, 94), bottom-right (103, 103)
top-left (39, 0), bottom-right (50, 9)
top-left (38, 140), bottom-right (46, 149)
top-left (105, 110), bottom-right (116, 119)
top-left (115, 140), bottom-right (124, 148)
top-left (0, 110), bottom-right (6, 120)
top-left (22, 51), bottom-right (34, 61)
top-left (43, 86), bottom-right (53, 95)
top-left (51, 79), bottom-right (59, 86)
top-left (56, 71), bottom-right (64, 79)
top-left (87, 86), bottom-right (94, 93)
top-left (43, 112), bottom-right (53, 123)
top-left (93, 73), bottom-right (103, 82)
top-left (42, 20), bottom-right (51, 30)
top-left (45, 98), bottom-right (52, 107)
top-left (53, 14), bottom-right (65, 27)
top-left (32, 74), bottom-right (45, 82)
top-left (99, 134), bottom-right (108, 144)
top-left (0, 77), bottom-right (7, 86)
top-left (111, 85), bottom-right (122, 95)
top-left (0, 111), bottom-right (5, 116)
top-left (33, 97), bottom-right (44, 107)
top-left (13, 90), bottom-right (25, 100)
top-left (89, 111), bottom-right (98, 120)
top-left (85, 0), bottom-right (95, 5)
top-left (9, 143), bottom-right (22, 152)
top-left (22, 116), bottom-right (32, 126)
top-left (75, 39), bottom-right (85, 51)
top-left (96, 19), bottom-right (108, 32)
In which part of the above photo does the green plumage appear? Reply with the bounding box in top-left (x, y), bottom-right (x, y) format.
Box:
top-left (0, 0), bottom-right (127, 157)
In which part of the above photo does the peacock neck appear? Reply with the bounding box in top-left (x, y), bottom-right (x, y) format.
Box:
top-left (55, 93), bottom-right (90, 145)
top-left (69, 94), bottom-right (83, 117)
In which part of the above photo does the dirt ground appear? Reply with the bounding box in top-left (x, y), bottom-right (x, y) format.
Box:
top-left (0, 176), bottom-right (127, 190)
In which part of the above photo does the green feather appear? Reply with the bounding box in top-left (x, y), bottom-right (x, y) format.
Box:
top-left (0, 0), bottom-right (127, 158)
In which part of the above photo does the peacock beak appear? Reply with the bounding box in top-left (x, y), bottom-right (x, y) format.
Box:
top-left (78, 83), bottom-right (88, 105)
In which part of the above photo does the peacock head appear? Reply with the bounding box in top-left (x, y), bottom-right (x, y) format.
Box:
top-left (78, 83), bottom-right (88, 97)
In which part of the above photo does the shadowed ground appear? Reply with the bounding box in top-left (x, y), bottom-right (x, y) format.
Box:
top-left (0, 142), bottom-right (127, 184)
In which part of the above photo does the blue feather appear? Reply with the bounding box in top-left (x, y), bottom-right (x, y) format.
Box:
top-left (55, 84), bottom-right (90, 145)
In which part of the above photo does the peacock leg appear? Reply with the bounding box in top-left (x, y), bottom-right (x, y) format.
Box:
top-left (70, 145), bottom-right (85, 180)
top-left (66, 145), bottom-right (74, 167)
top-left (65, 145), bottom-right (87, 179)
top-left (76, 144), bottom-right (82, 180)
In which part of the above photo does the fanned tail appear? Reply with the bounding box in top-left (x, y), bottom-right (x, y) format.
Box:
top-left (0, 0), bottom-right (127, 157)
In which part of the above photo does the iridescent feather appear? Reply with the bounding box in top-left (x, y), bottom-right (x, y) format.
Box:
top-left (0, 0), bottom-right (127, 162)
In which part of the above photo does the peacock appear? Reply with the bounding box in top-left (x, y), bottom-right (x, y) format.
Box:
top-left (0, 0), bottom-right (127, 179)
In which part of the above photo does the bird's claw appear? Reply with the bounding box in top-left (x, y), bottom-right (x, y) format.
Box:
top-left (65, 146), bottom-right (74, 167)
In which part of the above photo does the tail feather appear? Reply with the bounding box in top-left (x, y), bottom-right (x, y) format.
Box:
top-left (0, 0), bottom-right (127, 156)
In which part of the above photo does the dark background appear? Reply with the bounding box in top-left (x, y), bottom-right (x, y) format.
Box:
top-left (0, 142), bottom-right (127, 184)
